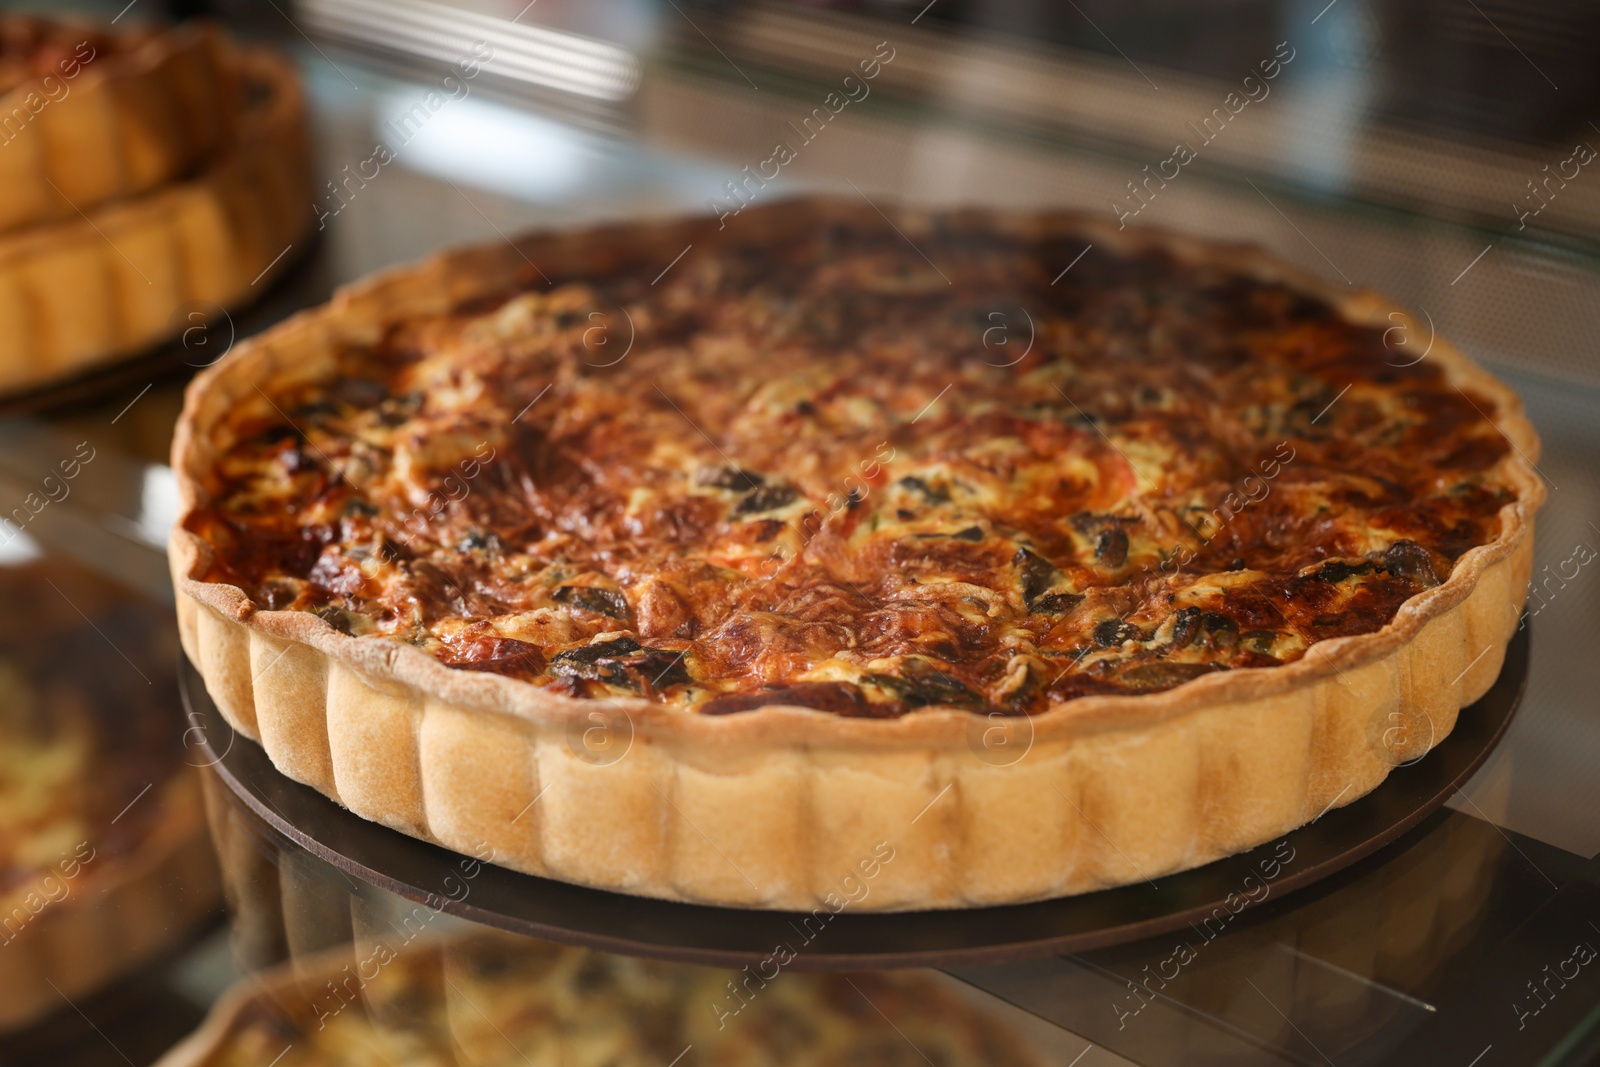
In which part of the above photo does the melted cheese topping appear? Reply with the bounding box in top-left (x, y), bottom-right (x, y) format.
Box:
top-left (189, 227), bottom-right (1516, 716)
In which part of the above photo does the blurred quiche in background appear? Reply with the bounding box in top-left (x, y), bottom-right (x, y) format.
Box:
top-left (0, 560), bottom-right (219, 1031)
top-left (158, 931), bottom-right (1048, 1067)
top-left (0, 13), bottom-right (312, 397)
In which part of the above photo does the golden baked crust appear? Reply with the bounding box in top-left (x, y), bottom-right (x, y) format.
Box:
top-left (0, 563), bottom-right (220, 1031)
top-left (170, 201), bottom-right (1543, 911)
top-left (0, 17), bottom-right (240, 234)
top-left (155, 930), bottom-right (1048, 1067)
top-left (0, 44), bottom-right (309, 397)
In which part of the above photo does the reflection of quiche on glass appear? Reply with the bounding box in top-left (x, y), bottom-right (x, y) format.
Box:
top-left (158, 931), bottom-right (1048, 1067)
top-left (0, 563), bottom-right (219, 1031)
top-left (172, 201), bottom-right (1541, 911)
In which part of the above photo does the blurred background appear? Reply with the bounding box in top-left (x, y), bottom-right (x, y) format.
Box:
top-left (1, 0), bottom-right (1598, 1064)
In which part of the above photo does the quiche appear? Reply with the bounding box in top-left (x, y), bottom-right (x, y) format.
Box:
top-left (157, 930), bottom-right (1047, 1067)
top-left (170, 201), bottom-right (1542, 911)
top-left (0, 562), bottom-right (220, 1030)
top-left (0, 25), bottom-right (310, 396)
top-left (0, 16), bottom-right (238, 234)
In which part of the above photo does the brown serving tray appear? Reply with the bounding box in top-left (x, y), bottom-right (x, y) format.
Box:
top-left (182, 625), bottom-right (1528, 971)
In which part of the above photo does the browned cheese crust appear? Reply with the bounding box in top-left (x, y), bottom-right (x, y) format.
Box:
top-left (189, 214), bottom-right (1521, 717)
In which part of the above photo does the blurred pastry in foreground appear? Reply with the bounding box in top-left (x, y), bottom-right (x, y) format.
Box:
top-left (157, 930), bottom-right (1047, 1066)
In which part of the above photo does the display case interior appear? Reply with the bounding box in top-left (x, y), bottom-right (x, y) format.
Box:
top-left (0, 0), bottom-right (1597, 1064)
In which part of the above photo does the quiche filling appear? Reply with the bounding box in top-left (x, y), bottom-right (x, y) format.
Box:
top-left (187, 226), bottom-right (1515, 717)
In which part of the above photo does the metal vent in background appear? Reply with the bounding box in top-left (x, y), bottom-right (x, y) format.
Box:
top-left (297, 0), bottom-right (642, 102)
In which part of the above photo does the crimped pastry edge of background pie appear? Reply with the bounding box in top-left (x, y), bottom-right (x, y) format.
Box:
top-left (0, 18), bottom-right (239, 235)
top-left (169, 199), bottom-right (1544, 912)
top-left (0, 770), bottom-right (221, 1031)
top-left (0, 45), bottom-right (310, 396)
